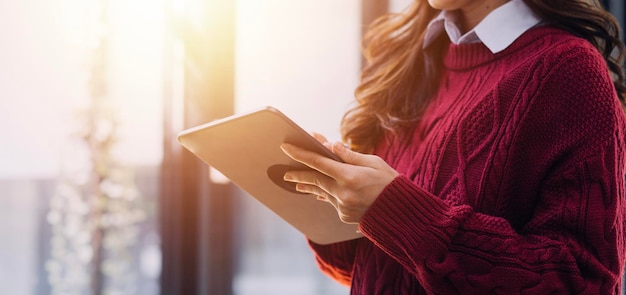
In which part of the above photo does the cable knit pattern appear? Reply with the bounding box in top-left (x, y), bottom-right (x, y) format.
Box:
top-left (308, 26), bottom-right (626, 294)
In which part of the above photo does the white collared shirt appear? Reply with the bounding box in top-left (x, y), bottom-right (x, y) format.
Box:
top-left (423, 0), bottom-right (542, 54)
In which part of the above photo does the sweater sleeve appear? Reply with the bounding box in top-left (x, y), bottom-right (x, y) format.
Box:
top-left (358, 44), bottom-right (626, 293)
top-left (306, 238), bottom-right (360, 286)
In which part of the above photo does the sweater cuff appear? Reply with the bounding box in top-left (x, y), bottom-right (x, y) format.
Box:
top-left (358, 175), bottom-right (456, 257)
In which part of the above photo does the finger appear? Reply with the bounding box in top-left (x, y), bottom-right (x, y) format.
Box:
top-left (310, 132), bottom-right (328, 144)
top-left (284, 170), bottom-right (336, 196)
top-left (311, 132), bottom-right (333, 151)
top-left (294, 183), bottom-right (333, 199)
top-left (330, 141), bottom-right (379, 167)
top-left (281, 143), bottom-right (346, 179)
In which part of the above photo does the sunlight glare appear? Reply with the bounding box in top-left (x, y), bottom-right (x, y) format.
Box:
top-left (105, 0), bottom-right (165, 166)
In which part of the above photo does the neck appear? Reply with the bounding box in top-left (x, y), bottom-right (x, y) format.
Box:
top-left (458, 0), bottom-right (509, 34)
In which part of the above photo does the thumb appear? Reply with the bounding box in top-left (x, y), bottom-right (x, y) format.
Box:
top-left (331, 141), bottom-right (372, 166)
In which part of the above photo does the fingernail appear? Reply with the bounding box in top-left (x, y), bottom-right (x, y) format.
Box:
top-left (283, 173), bottom-right (293, 181)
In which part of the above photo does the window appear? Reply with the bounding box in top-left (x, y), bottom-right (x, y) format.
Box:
top-left (0, 0), bottom-right (162, 293)
top-left (160, 0), bottom-right (369, 294)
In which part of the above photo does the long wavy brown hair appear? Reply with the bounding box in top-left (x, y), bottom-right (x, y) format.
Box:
top-left (341, 0), bottom-right (626, 154)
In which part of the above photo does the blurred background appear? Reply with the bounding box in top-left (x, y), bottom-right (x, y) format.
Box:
top-left (0, 0), bottom-right (623, 294)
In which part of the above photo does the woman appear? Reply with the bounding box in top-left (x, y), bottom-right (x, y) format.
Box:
top-left (281, 0), bottom-right (626, 293)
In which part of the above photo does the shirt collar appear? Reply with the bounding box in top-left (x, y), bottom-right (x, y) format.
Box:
top-left (423, 0), bottom-right (542, 54)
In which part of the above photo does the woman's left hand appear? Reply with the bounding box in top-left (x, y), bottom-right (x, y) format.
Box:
top-left (280, 141), bottom-right (399, 224)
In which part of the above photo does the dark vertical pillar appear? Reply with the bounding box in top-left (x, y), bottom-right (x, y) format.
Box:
top-left (617, 4), bottom-right (626, 294)
top-left (160, 0), bottom-right (236, 294)
top-left (600, 0), bottom-right (609, 10)
top-left (194, 2), bottom-right (237, 294)
top-left (361, 0), bottom-right (388, 36)
top-left (597, 2), bottom-right (625, 294)
top-left (361, 0), bottom-right (389, 67)
top-left (605, 0), bottom-right (625, 41)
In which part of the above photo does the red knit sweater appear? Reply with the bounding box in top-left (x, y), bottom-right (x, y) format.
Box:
top-left (309, 26), bottom-right (626, 294)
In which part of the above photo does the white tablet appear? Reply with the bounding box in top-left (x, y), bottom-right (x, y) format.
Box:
top-left (177, 106), bottom-right (363, 244)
